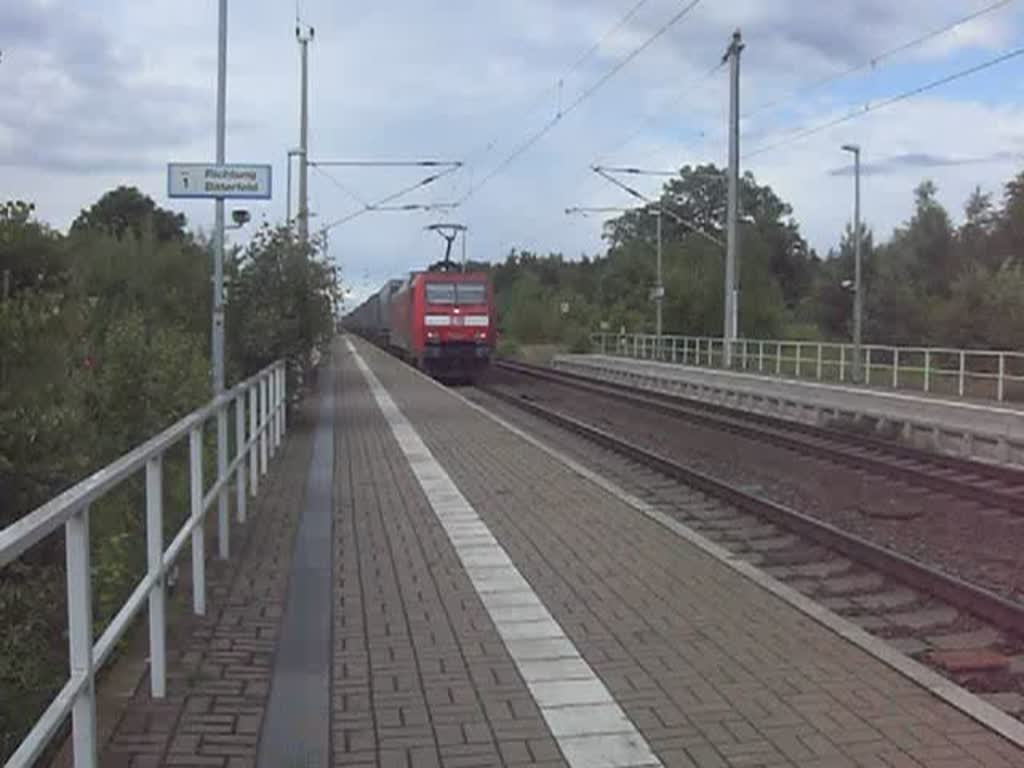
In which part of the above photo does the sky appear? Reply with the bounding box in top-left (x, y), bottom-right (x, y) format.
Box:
top-left (3, 0), bottom-right (1024, 307)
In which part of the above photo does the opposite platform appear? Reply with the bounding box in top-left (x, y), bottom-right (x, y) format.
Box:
top-left (552, 353), bottom-right (1024, 466)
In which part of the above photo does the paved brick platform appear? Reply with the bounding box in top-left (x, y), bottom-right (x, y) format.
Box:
top-left (350, 338), bottom-right (1024, 768)
top-left (332, 340), bottom-right (568, 767)
top-left (93, 339), bottom-right (1024, 767)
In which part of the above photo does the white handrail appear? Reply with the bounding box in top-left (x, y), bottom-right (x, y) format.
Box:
top-left (0, 361), bottom-right (288, 768)
top-left (591, 332), bottom-right (1024, 403)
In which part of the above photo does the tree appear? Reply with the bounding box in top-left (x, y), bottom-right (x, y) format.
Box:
top-left (227, 226), bottom-right (339, 388)
top-left (0, 201), bottom-right (66, 295)
top-left (937, 262), bottom-right (1024, 349)
top-left (601, 165), bottom-right (815, 336)
top-left (810, 224), bottom-right (875, 340)
top-left (63, 227), bottom-right (211, 348)
top-left (903, 180), bottom-right (956, 296)
top-left (994, 171), bottom-right (1024, 266)
top-left (71, 186), bottom-right (187, 242)
top-left (958, 187), bottom-right (999, 272)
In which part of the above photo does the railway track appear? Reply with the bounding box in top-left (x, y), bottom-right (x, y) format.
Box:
top-left (473, 368), bottom-right (1024, 718)
top-left (494, 359), bottom-right (1024, 515)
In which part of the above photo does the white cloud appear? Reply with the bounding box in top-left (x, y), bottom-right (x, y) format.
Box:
top-left (1, 0), bottom-right (1023, 288)
top-left (748, 97), bottom-right (1024, 252)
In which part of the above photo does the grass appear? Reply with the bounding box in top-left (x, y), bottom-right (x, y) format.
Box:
top-left (505, 343), bottom-right (567, 365)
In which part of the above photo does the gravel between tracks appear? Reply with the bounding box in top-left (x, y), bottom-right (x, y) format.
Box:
top-left (480, 368), bottom-right (1024, 602)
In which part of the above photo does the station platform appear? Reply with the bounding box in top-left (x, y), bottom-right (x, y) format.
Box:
top-left (552, 354), bottom-right (1024, 467)
top-left (96, 337), bottom-right (1024, 767)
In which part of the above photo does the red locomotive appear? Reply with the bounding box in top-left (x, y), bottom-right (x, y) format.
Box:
top-left (390, 269), bottom-right (495, 379)
top-left (346, 265), bottom-right (496, 382)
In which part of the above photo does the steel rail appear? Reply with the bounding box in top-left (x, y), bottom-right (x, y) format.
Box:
top-left (480, 383), bottom-right (1024, 637)
top-left (495, 360), bottom-right (1024, 514)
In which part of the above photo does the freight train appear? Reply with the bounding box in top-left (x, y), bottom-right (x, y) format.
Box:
top-left (345, 265), bottom-right (496, 382)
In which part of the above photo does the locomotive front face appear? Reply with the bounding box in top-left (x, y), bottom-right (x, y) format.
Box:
top-left (418, 275), bottom-right (495, 380)
top-left (423, 280), bottom-right (489, 344)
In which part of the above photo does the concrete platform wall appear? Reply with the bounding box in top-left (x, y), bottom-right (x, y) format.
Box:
top-left (553, 354), bottom-right (1024, 467)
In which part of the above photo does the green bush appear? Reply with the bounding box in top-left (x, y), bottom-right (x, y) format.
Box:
top-left (227, 226), bottom-right (339, 397)
top-left (0, 194), bottom-right (338, 761)
top-left (496, 336), bottom-right (521, 359)
top-left (567, 328), bottom-right (593, 354)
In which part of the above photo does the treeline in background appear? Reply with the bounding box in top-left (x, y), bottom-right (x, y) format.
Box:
top-left (0, 187), bottom-right (338, 758)
top-left (490, 165), bottom-right (1024, 358)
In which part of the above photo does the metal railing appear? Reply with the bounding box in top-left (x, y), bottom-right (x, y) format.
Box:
top-left (0, 361), bottom-right (287, 768)
top-left (590, 333), bottom-right (1024, 403)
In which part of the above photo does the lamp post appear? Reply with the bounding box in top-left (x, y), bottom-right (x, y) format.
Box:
top-left (841, 143), bottom-right (863, 383)
top-left (655, 208), bottom-right (663, 348)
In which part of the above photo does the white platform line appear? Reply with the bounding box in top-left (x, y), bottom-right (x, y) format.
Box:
top-left (347, 340), bottom-right (662, 768)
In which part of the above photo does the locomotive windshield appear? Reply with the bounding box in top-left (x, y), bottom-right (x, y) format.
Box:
top-left (426, 282), bottom-right (486, 305)
top-left (426, 283), bottom-right (456, 304)
top-left (456, 283), bottom-right (486, 304)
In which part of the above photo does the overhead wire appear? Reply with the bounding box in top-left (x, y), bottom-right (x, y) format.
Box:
top-left (320, 165), bottom-right (462, 233)
top-left (584, 4), bottom-right (1021, 174)
top-left (595, 60), bottom-right (726, 163)
top-left (458, 0), bottom-right (705, 207)
top-left (459, 0), bottom-right (657, 169)
top-left (594, 166), bottom-right (724, 177)
top-left (745, 44), bottom-right (1024, 159)
top-left (566, 0), bottom-right (655, 78)
top-left (564, 0), bottom-right (704, 120)
top-left (483, 63), bottom-right (724, 256)
top-left (591, 166), bottom-right (725, 247)
top-left (488, 2), bottom-right (1019, 257)
top-left (743, 0), bottom-right (1018, 120)
top-left (536, 61), bottom-right (723, 244)
top-left (312, 164), bottom-right (370, 208)
top-left (311, 160), bottom-right (462, 168)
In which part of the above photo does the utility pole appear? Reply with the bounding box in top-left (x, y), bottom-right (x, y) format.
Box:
top-left (213, 0), bottom-right (229, 559)
top-left (842, 143), bottom-right (864, 382)
top-left (723, 29), bottom-right (743, 367)
top-left (655, 208), bottom-right (663, 351)
top-left (286, 148), bottom-right (305, 226)
top-left (296, 26), bottom-right (314, 243)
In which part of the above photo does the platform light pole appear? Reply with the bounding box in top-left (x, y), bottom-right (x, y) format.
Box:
top-left (723, 29), bottom-right (743, 367)
top-left (213, 0), bottom-right (229, 559)
top-left (842, 143), bottom-right (863, 383)
top-left (213, 0), bottom-right (227, 397)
